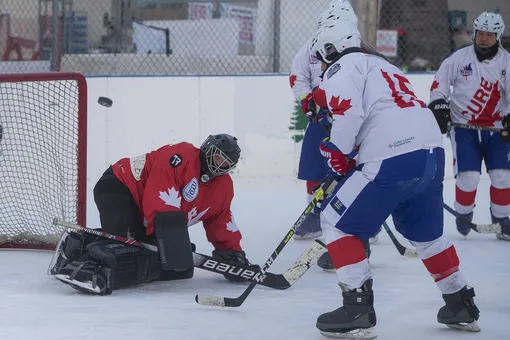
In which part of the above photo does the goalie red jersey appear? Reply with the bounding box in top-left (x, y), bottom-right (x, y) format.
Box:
top-left (112, 142), bottom-right (242, 251)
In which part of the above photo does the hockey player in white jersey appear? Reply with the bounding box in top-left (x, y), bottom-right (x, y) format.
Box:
top-left (429, 11), bottom-right (510, 240)
top-left (310, 20), bottom-right (480, 339)
top-left (289, 0), bottom-right (358, 240)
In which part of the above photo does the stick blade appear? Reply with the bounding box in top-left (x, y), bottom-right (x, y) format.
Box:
top-left (404, 248), bottom-right (419, 258)
top-left (282, 240), bottom-right (327, 285)
top-left (195, 294), bottom-right (226, 307)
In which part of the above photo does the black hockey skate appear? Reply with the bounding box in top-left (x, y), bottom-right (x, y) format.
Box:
top-left (317, 279), bottom-right (377, 339)
top-left (437, 286), bottom-right (480, 332)
top-left (455, 212), bottom-right (473, 237)
top-left (294, 211), bottom-right (323, 240)
top-left (491, 213), bottom-right (510, 241)
top-left (317, 241), bottom-right (371, 272)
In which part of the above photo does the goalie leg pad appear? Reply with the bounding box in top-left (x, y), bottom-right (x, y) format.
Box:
top-left (48, 230), bottom-right (100, 275)
top-left (56, 240), bottom-right (161, 295)
top-left (154, 211), bottom-right (194, 272)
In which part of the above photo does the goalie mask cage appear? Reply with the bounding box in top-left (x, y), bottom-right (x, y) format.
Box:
top-left (0, 73), bottom-right (87, 250)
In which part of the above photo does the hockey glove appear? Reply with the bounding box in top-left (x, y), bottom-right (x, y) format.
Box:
top-left (319, 138), bottom-right (356, 176)
top-left (428, 99), bottom-right (451, 134)
top-left (301, 93), bottom-right (318, 122)
top-left (501, 115), bottom-right (510, 143)
top-left (300, 93), bottom-right (329, 124)
top-left (212, 249), bottom-right (261, 283)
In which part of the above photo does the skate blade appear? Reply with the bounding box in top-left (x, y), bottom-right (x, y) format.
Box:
top-left (496, 233), bottom-right (510, 241)
top-left (55, 274), bottom-right (101, 294)
top-left (446, 320), bottom-right (480, 332)
top-left (320, 327), bottom-right (377, 339)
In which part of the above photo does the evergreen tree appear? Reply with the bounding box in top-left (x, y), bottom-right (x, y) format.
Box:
top-left (289, 100), bottom-right (308, 142)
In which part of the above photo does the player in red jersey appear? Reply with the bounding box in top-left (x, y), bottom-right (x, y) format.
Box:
top-left (50, 134), bottom-right (260, 295)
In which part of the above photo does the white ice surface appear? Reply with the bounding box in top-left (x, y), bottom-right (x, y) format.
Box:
top-left (1, 177), bottom-right (509, 340)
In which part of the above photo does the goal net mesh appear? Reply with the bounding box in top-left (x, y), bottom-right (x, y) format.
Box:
top-left (0, 73), bottom-right (87, 250)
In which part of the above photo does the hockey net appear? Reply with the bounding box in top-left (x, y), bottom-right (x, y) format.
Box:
top-left (0, 73), bottom-right (87, 250)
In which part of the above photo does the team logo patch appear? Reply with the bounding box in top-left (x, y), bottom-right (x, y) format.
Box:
top-left (460, 63), bottom-right (473, 79)
top-left (330, 197), bottom-right (347, 216)
top-left (129, 154), bottom-right (147, 181)
top-left (327, 63), bottom-right (341, 79)
top-left (170, 154), bottom-right (182, 168)
top-left (183, 177), bottom-right (199, 202)
top-left (310, 54), bottom-right (319, 64)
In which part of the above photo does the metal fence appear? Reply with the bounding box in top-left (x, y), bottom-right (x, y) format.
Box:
top-left (0, 0), bottom-right (508, 75)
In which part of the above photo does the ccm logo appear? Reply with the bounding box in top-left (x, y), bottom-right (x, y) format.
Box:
top-left (203, 259), bottom-right (266, 282)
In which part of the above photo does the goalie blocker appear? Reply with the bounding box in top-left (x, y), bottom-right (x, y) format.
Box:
top-left (52, 211), bottom-right (196, 295)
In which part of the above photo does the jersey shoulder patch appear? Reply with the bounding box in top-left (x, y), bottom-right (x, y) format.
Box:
top-left (327, 63), bottom-right (341, 79)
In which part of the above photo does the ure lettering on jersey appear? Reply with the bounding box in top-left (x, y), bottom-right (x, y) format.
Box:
top-left (462, 77), bottom-right (501, 126)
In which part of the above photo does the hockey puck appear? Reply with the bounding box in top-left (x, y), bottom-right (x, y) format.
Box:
top-left (98, 96), bottom-right (113, 107)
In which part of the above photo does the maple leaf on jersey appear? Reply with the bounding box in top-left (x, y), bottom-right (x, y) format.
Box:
top-left (430, 80), bottom-right (439, 92)
top-left (226, 213), bottom-right (239, 232)
top-left (289, 74), bottom-right (297, 88)
top-left (329, 96), bottom-right (352, 115)
top-left (159, 187), bottom-right (181, 208)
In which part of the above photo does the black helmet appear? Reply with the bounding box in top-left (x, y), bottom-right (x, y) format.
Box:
top-left (199, 134), bottom-right (241, 183)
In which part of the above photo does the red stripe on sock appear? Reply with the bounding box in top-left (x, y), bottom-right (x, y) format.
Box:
top-left (327, 236), bottom-right (366, 269)
top-left (490, 186), bottom-right (510, 206)
top-left (456, 186), bottom-right (477, 207)
top-left (422, 245), bottom-right (460, 282)
top-left (306, 181), bottom-right (321, 195)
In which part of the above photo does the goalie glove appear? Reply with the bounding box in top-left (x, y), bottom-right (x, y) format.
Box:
top-left (428, 99), bottom-right (451, 134)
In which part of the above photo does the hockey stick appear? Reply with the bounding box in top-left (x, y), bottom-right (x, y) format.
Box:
top-left (451, 122), bottom-right (502, 133)
top-left (195, 176), bottom-right (338, 307)
top-left (382, 222), bottom-right (418, 258)
top-left (52, 219), bottom-right (320, 290)
top-left (442, 204), bottom-right (503, 234)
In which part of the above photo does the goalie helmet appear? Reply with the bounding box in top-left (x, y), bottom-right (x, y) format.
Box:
top-left (199, 133), bottom-right (241, 183)
top-left (317, 0), bottom-right (358, 29)
top-left (473, 11), bottom-right (505, 41)
top-left (311, 21), bottom-right (361, 63)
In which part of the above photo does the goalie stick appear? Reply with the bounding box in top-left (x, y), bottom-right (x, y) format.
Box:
top-left (442, 204), bottom-right (503, 234)
top-left (382, 222), bottom-right (418, 258)
top-left (195, 177), bottom-right (337, 308)
top-left (52, 219), bottom-right (321, 290)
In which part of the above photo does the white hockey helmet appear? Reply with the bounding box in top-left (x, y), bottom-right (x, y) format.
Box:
top-left (311, 21), bottom-right (361, 63)
top-left (317, 0), bottom-right (358, 29)
top-left (473, 11), bottom-right (505, 41)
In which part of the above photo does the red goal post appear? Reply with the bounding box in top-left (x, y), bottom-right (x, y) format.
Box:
top-left (0, 72), bottom-right (87, 250)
